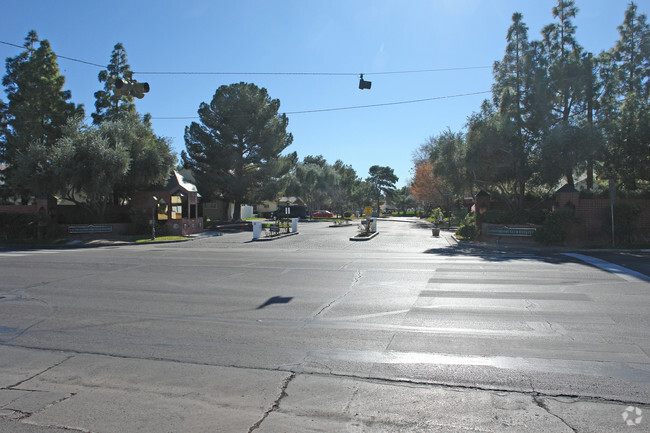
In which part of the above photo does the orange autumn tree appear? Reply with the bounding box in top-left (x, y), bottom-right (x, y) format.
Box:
top-left (410, 160), bottom-right (445, 213)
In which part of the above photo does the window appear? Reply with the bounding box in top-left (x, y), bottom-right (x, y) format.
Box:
top-left (182, 195), bottom-right (188, 218)
top-left (157, 198), bottom-right (168, 220)
top-left (171, 195), bottom-right (183, 220)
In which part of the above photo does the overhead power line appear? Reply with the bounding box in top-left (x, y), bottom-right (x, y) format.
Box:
top-left (2, 38), bottom-right (492, 116)
top-left (0, 40), bottom-right (105, 68)
top-left (132, 66), bottom-right (491, 76)
top-left (150, 90), bottom-right (491, 120)
top-left (1, 40), bottom-right (491, 76)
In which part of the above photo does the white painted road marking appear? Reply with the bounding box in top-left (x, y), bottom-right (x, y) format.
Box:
top-left (563, 253), bottom-right (650, 283)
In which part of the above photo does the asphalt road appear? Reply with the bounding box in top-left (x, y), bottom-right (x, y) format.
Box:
top-left (0, 218), bottom-right (648, 432)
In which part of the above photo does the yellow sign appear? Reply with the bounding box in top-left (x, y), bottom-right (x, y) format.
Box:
top-left (365, 206), bottom-right (372, 216)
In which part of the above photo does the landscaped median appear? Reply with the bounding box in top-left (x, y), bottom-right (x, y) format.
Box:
top-left (350, 218), bottom-right (378, 241)
top-left (134, 235), bottom-right (189, 243)
top-left (251, 219), bottom-right (299, 241)
top-left (329, 218), bottom-right (353, 228)
top-left (66, 234), bottom-right (191, 247)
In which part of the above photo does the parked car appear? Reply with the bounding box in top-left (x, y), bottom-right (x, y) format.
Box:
top-left (312, 210), bottom-right (334, 218)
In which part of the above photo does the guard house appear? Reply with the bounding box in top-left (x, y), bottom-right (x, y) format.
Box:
top-left (133, 171), bottom-right (203, 236)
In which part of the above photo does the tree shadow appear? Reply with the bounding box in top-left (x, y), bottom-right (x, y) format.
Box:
top-left (423, 243), bottom-right (576, 264)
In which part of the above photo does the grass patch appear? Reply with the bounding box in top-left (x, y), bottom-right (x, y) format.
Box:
top-left (135, 236), bottom-right (188, 243)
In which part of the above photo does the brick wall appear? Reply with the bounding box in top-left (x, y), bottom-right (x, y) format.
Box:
top-left (555, 191), bottom-right (650, 242)
top-left (0, 205), bottom-right (38, 215)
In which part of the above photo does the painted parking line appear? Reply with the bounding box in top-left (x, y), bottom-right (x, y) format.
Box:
top-left (563, 253), bottom-right (650, 283)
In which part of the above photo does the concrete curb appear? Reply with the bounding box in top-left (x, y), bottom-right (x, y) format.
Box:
top-left (349, 232), bottom-right (379, 241)
top-left (252, 232), bottom-right (300, 242)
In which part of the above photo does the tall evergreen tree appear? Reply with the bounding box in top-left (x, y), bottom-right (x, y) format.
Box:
top-left (538, 0), bottom-right (598, 188)
top-left (0, 99), bottom-right (8, 163)
top-left (183, 82), bottom-right (294, 220)
top-left (486, 12), bottom-right (533, 209)
top-left (541, 0), bottom-right (583, 123)
top-left (2, 30), bottom-right (83, 199)
top-left (367, 165), bottom-right (398, 215)
top-left (92, 43), bottom-right (136, 125)
top-left (598, 3), bottom-right (649, 189)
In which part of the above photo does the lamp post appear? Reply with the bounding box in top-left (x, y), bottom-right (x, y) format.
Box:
top-left (151, 196), bottom-right (157, 240)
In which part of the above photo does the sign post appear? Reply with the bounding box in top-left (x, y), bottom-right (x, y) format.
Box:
top-left (151, 196), bottom-right (158, 240)
top-left (609, 179), bottom-right (616, 248)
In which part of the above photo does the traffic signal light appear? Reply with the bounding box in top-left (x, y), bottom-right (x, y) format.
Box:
top-left (359, 74), bottom-right (372, 90)
top-left (114, 78), bottom-right (150, 99)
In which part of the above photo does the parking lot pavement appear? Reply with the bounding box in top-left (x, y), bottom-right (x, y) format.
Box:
top-left (179, 217), bottom-right (456, 252)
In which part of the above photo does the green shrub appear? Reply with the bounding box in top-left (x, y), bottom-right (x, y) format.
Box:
top-left (0, 212), bottom-right (38, 240)
top-left (343, 211), bottom-right (352, 218)
top-left (451, 208), bottom-right (468, 226)
top-left (455, 212), bottom-right (479, 240)
top-left (428, 208), bottom-right (444, 225)
top-left (533, 210), bottom-right (579, 245)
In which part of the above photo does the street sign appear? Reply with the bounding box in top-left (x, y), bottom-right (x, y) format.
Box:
top-left (365, 206), bottom-right (372, 216)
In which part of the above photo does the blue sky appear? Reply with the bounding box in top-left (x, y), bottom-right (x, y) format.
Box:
top-left (2, 0), bottom-right (646, 188)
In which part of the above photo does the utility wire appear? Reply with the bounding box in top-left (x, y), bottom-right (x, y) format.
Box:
top-left (0, 40), bottom-right (105, 68)
top-left (132, 66), bottom-right (491, 76)
top-left (2, 38), bottom-right (492, 116)
top-left (1, 40), bottom-right (491, 76)
top-left (150, 90), bottom-right (491, 120)
top-left (286, 91), bottom-right (491, 114)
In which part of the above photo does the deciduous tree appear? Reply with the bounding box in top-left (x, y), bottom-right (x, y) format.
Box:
top-left (410, 160), bottom-right (444, 212)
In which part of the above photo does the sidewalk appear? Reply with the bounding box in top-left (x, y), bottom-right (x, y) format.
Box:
top-left (1, 345), bottom-right (643, 433)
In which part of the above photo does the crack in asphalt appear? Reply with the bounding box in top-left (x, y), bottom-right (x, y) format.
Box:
top-left (310, 269), bottom-right (362, 320)
top-left (3, 342), bottom-right (648, 409)
top-left (533, 395), bottom-right (578, 433)
top-left (5, 355), bottom-right (74, 390)
top-left (247, 372), bottom-right (296, 433)
top-left (304, 369), bottom-right (650, 408)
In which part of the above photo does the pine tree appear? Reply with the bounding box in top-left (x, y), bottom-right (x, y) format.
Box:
top-left (490, 12), bottom-right (532, 208)
top-left (0, 100), bottom-right (8, 163)
top-left (2, 30), bottom-right (83, 199)
top-left (598, 3), bottom-right (650, 189)
top-left (183, 82), bottom-right (293, 220)
top-left (92, 43), bottom-right (136, 125)
top-left (538, 0), bottom-right (599, 188)
top-left (367, 165), bottom-right (398, 215)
